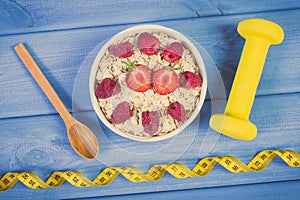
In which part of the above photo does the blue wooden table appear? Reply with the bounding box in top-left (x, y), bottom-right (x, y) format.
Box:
top-left (1, 1), bottom-right (300, 199)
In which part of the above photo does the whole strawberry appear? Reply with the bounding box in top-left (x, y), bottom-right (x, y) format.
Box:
top-left (163, 42), bottom-right (184, 63)
top-left (167, 101), bottom-right (187, 122)
top-left (123, 59), bottom-right (152, 92)
top-left (142, 110), bottom-right (160, 135)
top-left (180, 71), bottom-right (203, 89)
top-left (95, 78), bottom-right (121, 99)
top-left (137, 32), bottom-right (160, 55)
top-left (152, 62), bottom-right (181, 95)
top-left (109, 42), bottom-right (133, 58)
top-left (110, 101), bottom-right (133, 124)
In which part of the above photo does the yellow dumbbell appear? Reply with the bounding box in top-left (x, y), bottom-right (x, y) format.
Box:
top-left (209, 18), bottom-right (284, 140)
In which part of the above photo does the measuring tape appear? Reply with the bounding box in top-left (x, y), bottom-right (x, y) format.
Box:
top-left (0, 149), bottom-right (299, 191)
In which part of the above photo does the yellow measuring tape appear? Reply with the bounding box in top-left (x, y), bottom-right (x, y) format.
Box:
top-left (0, 149), bottom-right (299, 191)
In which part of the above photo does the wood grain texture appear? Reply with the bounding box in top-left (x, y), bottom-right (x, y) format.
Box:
top-left (215, 0), bottom-right (300, 15)
top-left (1, 9), bottom-right (300, 119)
top-left (81, 180), bottom-right (300, 200)
top-left (0, 0), bottom-right (215, 35)
top-left (1, 1), bottom-right (300, 36)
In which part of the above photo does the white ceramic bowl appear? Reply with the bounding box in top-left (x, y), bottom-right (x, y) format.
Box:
top-left (89, 24), bottom-right (207, 142)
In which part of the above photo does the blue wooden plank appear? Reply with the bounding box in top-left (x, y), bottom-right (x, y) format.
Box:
top-left (0, 0), bottom-right (33, 29)
top-left (82, 181), bottom-right (300, 200)
top-left (82, 180), bottom-right (300, 200)
top-left (0, 0), bottom-right (217, 35)
top-left (1, 1), bottom-right (299, 36)
top-left (0, 93), bottom-right (299, 198)
top-left (215, 0), bottom-right (300, 15)
top-left (1, 9), bottom-right (300, 119)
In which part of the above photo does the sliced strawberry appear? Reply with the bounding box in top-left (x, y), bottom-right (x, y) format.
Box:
top-left (163, 42), bottom-right (184, 63)
top-left (167, 101), bottom-right (187, 122)
top-left (126, 65), bottom-right (152, 92)
top-left (137, 32), bottom-right (160, 55)
top-left (110, 101), bottom-right (133, 124)
top-left (109, 42), bottom-right (133, 58)
top-left (122, 59), bottom-right (152, 92)
top-left (180, 71), bottom-right (203, 89)
top-left (152, 68), bottom-right (179, 95)
top-left (95, 78), bottom-right (121, 99)
top-left (142, 110), bottom-right (160, 135)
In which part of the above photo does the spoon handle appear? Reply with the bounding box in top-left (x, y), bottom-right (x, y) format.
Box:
top-left (14, 43), bottom-right (74, 127)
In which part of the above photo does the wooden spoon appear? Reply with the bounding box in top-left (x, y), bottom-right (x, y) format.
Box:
top-left (14, 43), bottom-right (99, 160)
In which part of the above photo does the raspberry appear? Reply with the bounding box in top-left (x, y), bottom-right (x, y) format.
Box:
top-left (180, 71), bottom-right (203, 89)
top-left (110, 101), bottom-right (133, 124)
top-left (109, 42), bottom-right (133, 58)
top-left (137, 32), bottom-right (160, 55)
top-left (167, 101), bottom-right (187, 122)
top-left (163, 42), bottom-right (184, 63)
top-left (95, 78), bottom-right (121, 99)
top-left (142, 111), bottom-right (160, 135)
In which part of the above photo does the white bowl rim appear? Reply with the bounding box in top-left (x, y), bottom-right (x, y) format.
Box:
top-left (89, 24), bottom-right (208, 142)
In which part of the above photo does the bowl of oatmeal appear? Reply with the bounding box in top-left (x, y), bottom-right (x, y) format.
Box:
top-left (89, 24), bottom-right (207, 142)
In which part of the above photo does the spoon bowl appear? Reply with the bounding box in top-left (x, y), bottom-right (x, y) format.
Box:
top-left (68, 120), bottom-right (99, 159)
